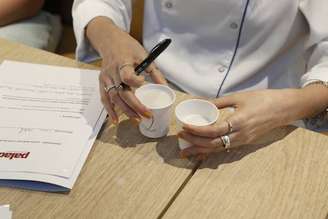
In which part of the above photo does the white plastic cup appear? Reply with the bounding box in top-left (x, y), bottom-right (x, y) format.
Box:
top-left (175, 99), bottom-right (219, 150)
top-left (135, 84), bottom-right (176, 138)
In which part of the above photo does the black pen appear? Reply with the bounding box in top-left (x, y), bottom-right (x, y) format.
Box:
top-left (120, 38), bottom-right (172, 88)
top-left (135, 38), bottom-right (171, 75)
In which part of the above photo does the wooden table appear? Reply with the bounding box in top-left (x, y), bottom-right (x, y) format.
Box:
top-left (0, 38), bottom-right (328, 219)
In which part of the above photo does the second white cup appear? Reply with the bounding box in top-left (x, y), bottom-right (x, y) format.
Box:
top-left (175, 99), bottom-right (219, 150)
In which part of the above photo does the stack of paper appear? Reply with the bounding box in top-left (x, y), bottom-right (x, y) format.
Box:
top-left (0, 205), bottom-right (12, 219)
top-left (0, 61), bottom-right (107, 192)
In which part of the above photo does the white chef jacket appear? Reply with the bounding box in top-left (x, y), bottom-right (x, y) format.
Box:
top-left (73, 0), bottom-right (328, 99)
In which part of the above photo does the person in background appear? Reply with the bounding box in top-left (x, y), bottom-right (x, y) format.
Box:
top-left (72, 0), bottom-right (328, 159)
top-left (0, 0), bottom-right (62, 52)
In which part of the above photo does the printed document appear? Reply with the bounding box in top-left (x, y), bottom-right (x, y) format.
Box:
top-left (0, 61), bottom-right (107, 192)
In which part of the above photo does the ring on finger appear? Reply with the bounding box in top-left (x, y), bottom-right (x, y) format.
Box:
top-left (227, 120), bottom-right (233, 133)
top-left (104, 84), bottom-right (117, 94)
top-left (220, 135), bottom-right (231, 152)
top-left (118, 63), bottom-right (135, 90)
top-left (115, 84), bottom-right (125, 91)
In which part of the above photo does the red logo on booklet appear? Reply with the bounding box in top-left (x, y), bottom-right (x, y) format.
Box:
top-left (0, 152), bottom-right (30, 160)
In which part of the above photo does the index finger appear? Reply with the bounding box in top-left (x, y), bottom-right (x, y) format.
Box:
top-left (183, 122), bottom-right (229, 138)
top-left (145, 63), bottom-right (167, 85)
top-left (119, 64), bottom-right (145, 87)
top-left (118, 89), bottom-right (152, 119)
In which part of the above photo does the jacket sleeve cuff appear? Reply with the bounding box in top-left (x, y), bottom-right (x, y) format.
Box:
top-left (301, 63), bottom-right (328, 87)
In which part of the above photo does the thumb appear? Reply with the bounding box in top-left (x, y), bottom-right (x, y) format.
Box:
top-left (212, 95), bottom-right (237, 109)
top-left (145, 64), bottom-right (167, 85)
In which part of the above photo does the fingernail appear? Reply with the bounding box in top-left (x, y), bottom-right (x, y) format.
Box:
top-left (144, 111), bottom-right (153, 119)
top-left (131, 118), bottom-right (140, 126)
top-left (178, 132), bottom-right (186, 140)
top-left (179, 151), bottom-right (189, 159)
top-left (182, 125), bottom-right (190, 131)
top-left (112, 118), bottom-right (119, 125)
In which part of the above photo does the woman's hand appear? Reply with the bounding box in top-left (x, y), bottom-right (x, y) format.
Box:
top-left (86, 17), bottom-right (167, 124)
top-left (179, 89), bottom-right (307, 159)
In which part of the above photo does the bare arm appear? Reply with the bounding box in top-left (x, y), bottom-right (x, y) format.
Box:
top-left (297, 84), bottom-right (328, 119)
top-left (0, 0), bottom-right (44, 26)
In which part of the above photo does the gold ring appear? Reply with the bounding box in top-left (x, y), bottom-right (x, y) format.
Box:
top-left (227, 120), bottom-right (233, 133)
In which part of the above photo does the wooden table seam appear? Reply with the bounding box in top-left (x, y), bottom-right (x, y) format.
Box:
top-left (157, 161), bottom-right (201, 219)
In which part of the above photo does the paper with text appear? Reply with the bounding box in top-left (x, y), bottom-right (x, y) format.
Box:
top-left (0, 61), bottom-right (105, 178)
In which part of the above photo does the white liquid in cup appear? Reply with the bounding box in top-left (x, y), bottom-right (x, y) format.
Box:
top-left (137, 89), bottom-right (173, 108)
top-left (135, 84), bottom-right (176, 138)
top-left (175, 99), bottom-right (219, 150)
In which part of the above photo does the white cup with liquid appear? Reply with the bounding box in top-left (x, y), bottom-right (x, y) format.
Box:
top-left (175, 99), bottom-right (219, 150)
top-left (135, 84), bottom-right (176, 138)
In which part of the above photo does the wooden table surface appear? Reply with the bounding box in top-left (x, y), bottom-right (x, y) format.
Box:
top-left (0, 38), bottom-right (328, 219)
top-left (164, 128), bottom-right (328, 219)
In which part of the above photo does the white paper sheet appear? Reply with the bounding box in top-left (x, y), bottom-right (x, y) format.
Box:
top-left (0, 61), bottom-right (107, 191)
top-left (0, 205), bottom-right (12, 219)
top-left (0, 60), bottom-right (102, 128)
top-left (0, 110), bottom-right (107, 192)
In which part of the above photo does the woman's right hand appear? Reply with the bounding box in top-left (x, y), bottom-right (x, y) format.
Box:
top-left (86, 17), bottom-right (167, 124)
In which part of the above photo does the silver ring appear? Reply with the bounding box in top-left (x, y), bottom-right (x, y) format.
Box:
top-left (115, 84), bottom-right (124, 90)
top-left (227, 120), bottom-right (233, 133)
top-left (104, 84), bottom-right (116, 93)
top-left (118, 63), bottom-right (134, 72)
top-left (220, 135), bottom-right (231, 149)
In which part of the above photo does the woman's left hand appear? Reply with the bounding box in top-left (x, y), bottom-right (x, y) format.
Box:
top-left (179, 89), bottom-right (304, 159)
